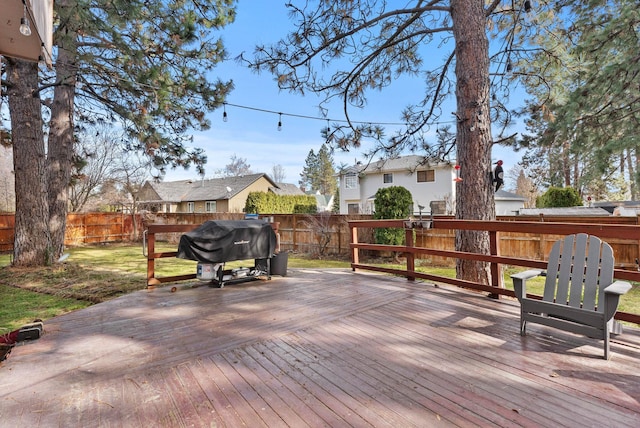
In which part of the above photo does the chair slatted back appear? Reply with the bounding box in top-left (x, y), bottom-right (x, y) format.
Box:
top-left (542, 234), bottom-right (614, 312)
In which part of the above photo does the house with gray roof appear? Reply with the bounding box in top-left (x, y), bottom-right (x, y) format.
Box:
top-left (137, 173), bottom-right (278, 213)
top-left (495, 189), bottom-right (527, 215)
top-left (270, 182), bottom-right (305, 196)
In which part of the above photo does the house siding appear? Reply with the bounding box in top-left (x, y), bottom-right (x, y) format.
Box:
top-left (339, 156), bottom-right (526, 216)
top-left (339, 161), bottom-right (456, 215)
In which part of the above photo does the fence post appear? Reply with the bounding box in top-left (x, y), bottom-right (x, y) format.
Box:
top-left (405, 226), bottom-right (415, 282)
top-left (146, 228), bottom-right (158, 287)
top-left (489, 230), bottom-right (501, 298)
top-left (293, 214), bottom-right (298, 252)
top-left (351, 224), bottom-right (359, 271)
top-left (637, 215), bottom-right (640, 270)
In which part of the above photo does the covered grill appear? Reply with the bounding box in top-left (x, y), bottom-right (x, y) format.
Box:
top-left (176, 220), bottom-right (277, 287)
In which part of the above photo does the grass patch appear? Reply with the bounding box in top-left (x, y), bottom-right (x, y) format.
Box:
top-left (0, 285), bottom-right (89, 333)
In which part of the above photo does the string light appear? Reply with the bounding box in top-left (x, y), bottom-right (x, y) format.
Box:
top-left (19, 2), bottom-right (31, 37)
top-left (221, 102), bottom-right (457, 129)
top-left (277, 113), bottom-right (282, 131)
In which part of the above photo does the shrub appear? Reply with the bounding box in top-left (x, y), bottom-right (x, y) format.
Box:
top-left (245, 192), bottom-right (317, 214)
top-left (373, 186), bottom-right (413, 246)
top-left (537, 187), bottom-right (583, 208)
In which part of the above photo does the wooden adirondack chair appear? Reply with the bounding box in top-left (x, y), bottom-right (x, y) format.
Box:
top-left (511, 233), bottom-right (631, 359)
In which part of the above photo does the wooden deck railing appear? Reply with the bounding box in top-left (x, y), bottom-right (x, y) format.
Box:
top-left (143, 223), bottom-right (201, 287)
top-left (348, 218), bottom-right (640, 325)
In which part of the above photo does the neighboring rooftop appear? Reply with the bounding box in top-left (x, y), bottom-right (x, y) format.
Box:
top-left (495, 189), bottom-right (527, 201)
top-left (270, 182), bottom-right (305, 196)
top-left (339, 155), bottom-right (454, 174)
top-left (517, 207), bottom-right (611, 216)
top-left (142, 173), bottom-right (277, 202)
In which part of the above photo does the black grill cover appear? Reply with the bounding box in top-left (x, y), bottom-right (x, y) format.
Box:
top-left (176, 220), bottom-right (277, 263)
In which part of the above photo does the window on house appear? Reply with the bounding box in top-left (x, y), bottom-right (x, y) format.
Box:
top-left (383, 173), bottom-right (393, 183)
top-left (417, 170), bottom-right (435, 182)
top-left (205, 201), bottom-right (216, 212)
top-left (187, 202), bottom-right (195, 213)
top-left (347, 203), bottom-right (360, 214)
top-left (345, 172), bottom-right (358, 189)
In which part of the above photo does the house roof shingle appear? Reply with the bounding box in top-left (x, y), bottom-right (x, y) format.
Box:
top-left (143, 173), bottom-right (277, 202)
top-left (360, 155), bottom-right (453, 173)
top-left (270, 182), bottom-right (305, 196)
top-left (518, 207), bottom-right (610, 216)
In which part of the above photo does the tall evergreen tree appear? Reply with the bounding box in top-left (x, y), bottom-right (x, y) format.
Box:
top-left (299, 149), bottom-right (318, 192)
top-left (299, 145), bottom-right (337, 195)
top-left (244, 1), bottom-right (512, 283)
top-left (4, 0), bottom-right (237, 266)
top-left (517, 0), bottom-right (640, 198)
top-left (5, 58), bottom-right (52, 265)
top-left (315, 144), bottom-right (337, 195)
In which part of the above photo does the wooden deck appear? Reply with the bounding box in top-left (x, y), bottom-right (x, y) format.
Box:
top-left (1, 268), bottom-right (639, 427)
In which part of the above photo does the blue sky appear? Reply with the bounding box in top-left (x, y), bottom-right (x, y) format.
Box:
top-left (166, 2), bottom-right (524, 185)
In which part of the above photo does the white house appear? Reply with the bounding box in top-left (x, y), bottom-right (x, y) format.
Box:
top-left (337, 155), bottom-right (527, 216)
top-left (495, 190), bottom-right (527, 216)
top-left (338, 155), bottom-right (457, 215)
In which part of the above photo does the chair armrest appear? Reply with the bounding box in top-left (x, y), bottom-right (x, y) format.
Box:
top-left (511, 270), bottom-right (543, 300)
top-left (511, 270), bottom-right (544, 281)
top-left (604, 280), bottom-right (632, 296)
top-left (603, 281), bottom-right (632, 320)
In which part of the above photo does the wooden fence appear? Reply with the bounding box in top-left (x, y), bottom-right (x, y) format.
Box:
top-left (138, 212), bottom-right (374, 257)
top-left (0, 212), bottom-right (372, 255)
top-left (415, 215), bottom-right (640, 269)
top-left (2, 212), bottom-right (640, 267)
top-left (0, 212), bottom-right (137, 252)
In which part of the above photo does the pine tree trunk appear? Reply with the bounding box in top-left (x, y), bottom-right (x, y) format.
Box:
top-left (47, 0), bottom-right (78, 260)
top-left (6, 58), bottom-right (53, 266)
top-left (562, 140), bottom-right (571, 186)
top-left (451, 0), bottom-right (494, 284)
top-left (627, 148), bottom-right (637, 200)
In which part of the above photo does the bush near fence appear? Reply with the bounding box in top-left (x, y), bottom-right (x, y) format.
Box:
top-left (2, 212), bottom-right (640, 267)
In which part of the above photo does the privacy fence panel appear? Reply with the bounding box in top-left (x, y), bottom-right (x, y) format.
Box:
top-left (1, 213), bottom-right (639, 267)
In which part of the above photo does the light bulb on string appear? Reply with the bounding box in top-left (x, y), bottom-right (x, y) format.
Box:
top-left (19, 3), bottom-right (31, 36)
top-left (277, 113), bottom-right (282, 131)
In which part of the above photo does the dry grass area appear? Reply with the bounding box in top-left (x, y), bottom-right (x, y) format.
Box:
top-left (0, 263), bottom-right (144, 303)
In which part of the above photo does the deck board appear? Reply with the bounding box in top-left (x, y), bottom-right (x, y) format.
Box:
top-left (1, 268), bottom-right (639, 427)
